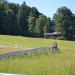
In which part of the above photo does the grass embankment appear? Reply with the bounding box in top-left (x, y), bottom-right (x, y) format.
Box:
top-left (0, 35), bottom-right (75, 75)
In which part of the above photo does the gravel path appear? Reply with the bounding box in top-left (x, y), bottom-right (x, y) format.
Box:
top-left (0, 47), bottom-right (51, 58)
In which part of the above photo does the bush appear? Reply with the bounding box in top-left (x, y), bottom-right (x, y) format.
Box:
top-left (56, 36), bottom-right (64, 40)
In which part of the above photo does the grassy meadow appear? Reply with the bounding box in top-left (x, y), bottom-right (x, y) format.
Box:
top-left (0, 35), bottom-right (75, 75)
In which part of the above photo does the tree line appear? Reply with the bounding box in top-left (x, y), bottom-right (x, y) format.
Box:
top-left (0, 0), bottom-right (75, 40)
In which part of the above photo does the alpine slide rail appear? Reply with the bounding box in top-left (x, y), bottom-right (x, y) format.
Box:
top-left (0, 47), bottom-right (59, 58)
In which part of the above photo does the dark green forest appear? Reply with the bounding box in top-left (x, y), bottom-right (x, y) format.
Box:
top-left (0, 0), bottom-right (75, 40)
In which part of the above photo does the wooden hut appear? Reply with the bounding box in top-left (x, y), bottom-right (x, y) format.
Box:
top-left (44, 32), bottom-right (61, 38)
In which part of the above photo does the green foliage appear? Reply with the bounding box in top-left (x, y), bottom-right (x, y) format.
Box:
top-left (35, 15), bottom-right (50, 37)
top-left (17, 2), bottom-right (29, 35)
top-left (0, 1), bottom-right (75, 40)
top-left (44, 17), bottom-right (52, 33)
top-left (53, 7), bottom-right (75, 40)
top-left (28, 16), bottom-right (36, 36)
top-left (0, 0), bottom-right (41, 37)
top-left (29, 7), bottom-right (39, 18)
top-left (0, 2), bottom-right (6, 33)
top-left (28, 7), bottom-right (40, 37)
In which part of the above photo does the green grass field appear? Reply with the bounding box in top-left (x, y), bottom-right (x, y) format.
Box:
top-left (0, 35), bottom-right (75, 75)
